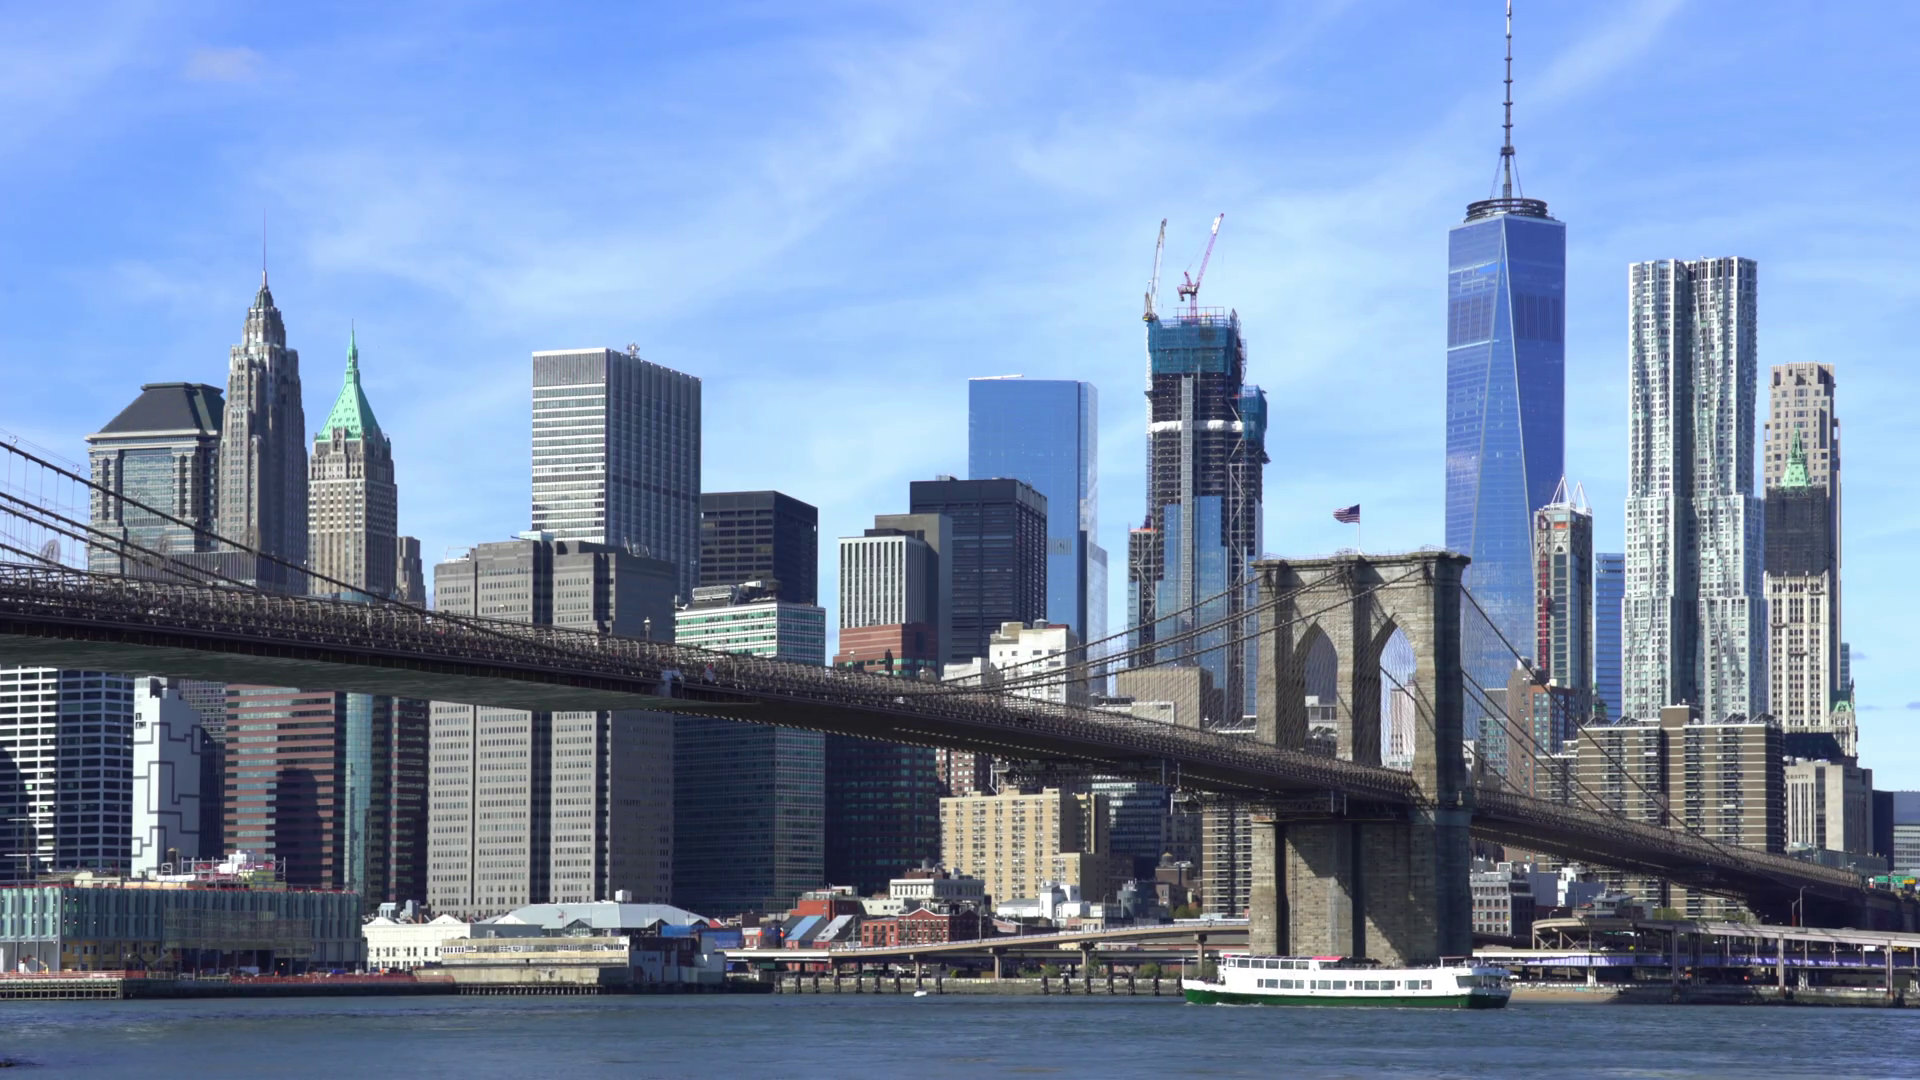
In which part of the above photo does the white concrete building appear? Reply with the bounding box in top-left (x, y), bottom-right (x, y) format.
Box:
top-left (363, 913), bottom-right (478, 970)
top-left (986, 621), bottom-right (1084, 707)
top-left (889, 872), bottom-right (986, 909)
top-left (131, 677), bottom-right (207, 874)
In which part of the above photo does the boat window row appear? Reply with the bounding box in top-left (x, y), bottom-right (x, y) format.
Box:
top-left (1254, 978), bottom-right (1436, 991)
top-left (1228, 957), bottom-right (1312, 970)
top-left (1458, 975), bottom-right (1505, 989)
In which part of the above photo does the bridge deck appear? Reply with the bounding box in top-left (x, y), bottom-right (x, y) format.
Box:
top-left (0, 568), bottom-right (1884, 912)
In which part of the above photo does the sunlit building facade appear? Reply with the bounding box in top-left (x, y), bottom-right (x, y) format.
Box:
top-left (968, 377), bottom-right (1107, 650)
top-left (1445, 194), bottom-right (1565, 694)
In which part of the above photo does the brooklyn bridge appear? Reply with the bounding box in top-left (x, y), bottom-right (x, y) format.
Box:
top-left (0, 441), bottom-right (1910, 962)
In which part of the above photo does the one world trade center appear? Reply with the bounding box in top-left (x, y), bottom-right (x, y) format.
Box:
top-left (1445, 4), bottom-right (1565, 696)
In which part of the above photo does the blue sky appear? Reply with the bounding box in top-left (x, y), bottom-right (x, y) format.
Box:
top-left (3, 1), bottom-right (1917, 782)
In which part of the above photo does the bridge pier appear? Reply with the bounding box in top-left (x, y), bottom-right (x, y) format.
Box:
top-left (1250, 554), bottom-right (1471, 965)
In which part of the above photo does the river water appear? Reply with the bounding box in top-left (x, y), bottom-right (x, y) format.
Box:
top-left (2, 994), bottom-right (1914, 1077)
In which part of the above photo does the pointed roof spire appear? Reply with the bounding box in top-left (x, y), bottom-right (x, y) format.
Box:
top-left (1781, 429), bottom-right (1810, 489)
top-left (317, 325), bottom-right (381, 444)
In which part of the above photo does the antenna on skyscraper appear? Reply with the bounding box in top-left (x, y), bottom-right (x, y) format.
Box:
top-left (262, 209), bottom-right (269, 286)
top-left (1498, 0), bottom-right (1520, 200)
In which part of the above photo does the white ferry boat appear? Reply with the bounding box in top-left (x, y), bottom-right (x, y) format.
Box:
top-left (1181, 953), bottom-right (1511, 1009)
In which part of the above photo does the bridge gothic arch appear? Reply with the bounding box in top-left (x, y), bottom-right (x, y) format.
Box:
top-left (1248, 552), bottom-right (1472, 965)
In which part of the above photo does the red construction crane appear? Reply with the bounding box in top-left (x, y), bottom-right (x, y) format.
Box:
top-left (1176, 212), bottom-right (1225, 317)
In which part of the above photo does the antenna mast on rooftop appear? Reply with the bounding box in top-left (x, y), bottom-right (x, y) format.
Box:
top-left (1500, 0), bottom-right (1517, 200)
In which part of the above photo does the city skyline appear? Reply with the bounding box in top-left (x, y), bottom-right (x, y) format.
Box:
top-left (2, 3), bottom-right (1918, 782)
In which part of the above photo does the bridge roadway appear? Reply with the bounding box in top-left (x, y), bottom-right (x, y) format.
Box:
top-left (0, 568), bottom-right (1878, 916)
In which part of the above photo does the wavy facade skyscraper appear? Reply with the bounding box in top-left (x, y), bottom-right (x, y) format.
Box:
top-left (1622, 257), bottom-right (1765, 723)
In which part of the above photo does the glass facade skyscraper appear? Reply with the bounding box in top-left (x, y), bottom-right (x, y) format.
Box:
top-left (1593, 552), bottom-right (1624, 723)
top-left (967, 378), bottom-right (1106, 649)
top-left (1446, 186), bottom-right (1565, 692)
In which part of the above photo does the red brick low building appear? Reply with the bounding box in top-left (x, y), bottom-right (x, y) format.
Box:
top-left (859, 907), bottom-right (985, 947)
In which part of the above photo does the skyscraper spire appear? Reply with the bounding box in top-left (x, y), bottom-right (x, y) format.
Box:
top-left (321, 324), bottom-right (380, 442)
top-left (1501, 0), bottom-right (1516, 200)
top-left (1466, 0), bottom-right (1548, 220)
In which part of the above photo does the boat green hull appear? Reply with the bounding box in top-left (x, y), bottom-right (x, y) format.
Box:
top-left (1182, 987), bottom-right (1507, 1009)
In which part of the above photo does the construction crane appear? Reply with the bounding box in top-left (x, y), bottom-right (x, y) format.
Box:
top-left (1143, 219), bottom-right (1167, 322)
top-left (1176, 212), bottom-right (1225, 317)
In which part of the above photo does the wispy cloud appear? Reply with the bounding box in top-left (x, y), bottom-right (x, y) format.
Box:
top-left (183, 46), bottom-right (262, 83)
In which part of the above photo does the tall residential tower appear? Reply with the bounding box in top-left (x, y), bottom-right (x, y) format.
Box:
top-left (1622, 258), bottom-right (1765, 723)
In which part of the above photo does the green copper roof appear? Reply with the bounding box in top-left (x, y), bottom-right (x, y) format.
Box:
top-left (317, 326), bottom-right (381, 444)
top-left (1781, 428), bottom-right (1810, 490)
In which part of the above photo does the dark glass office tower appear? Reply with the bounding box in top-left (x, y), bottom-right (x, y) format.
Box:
top-left (1592, 552), bottom-right (1624, 723)
top-left (908, 478), bottom-right (1047, 664)
top-left (85, 382), bottom-right (224, 576)
top-left (1127, 310), bottom-right (1268, 724)
top-left (1445, 15), bottom-right (1565, 693)
top-left (968, 378), bottom-right (1105, 648)
top-left (698, 491), bottom-right (818, 603)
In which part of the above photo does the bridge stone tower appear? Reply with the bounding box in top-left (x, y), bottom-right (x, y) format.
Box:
top-left (1247, 552), bottom-right (1472, 964)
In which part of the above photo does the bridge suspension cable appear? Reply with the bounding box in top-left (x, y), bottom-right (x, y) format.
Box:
top-left (961, 566), bottom-right (1426, 705)
top-left (1453, 583), bottom-right (1827, 898)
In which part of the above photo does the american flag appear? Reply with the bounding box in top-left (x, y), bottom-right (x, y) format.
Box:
top-left (1332, 504), bottom-right (1361, 524)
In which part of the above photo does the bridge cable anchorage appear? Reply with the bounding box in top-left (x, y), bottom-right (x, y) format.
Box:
top-left (1456, 582), bottom-right (1847, 901)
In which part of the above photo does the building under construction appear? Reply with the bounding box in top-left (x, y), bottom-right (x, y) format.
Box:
top-left (1127, 281), bottom-right (1269, 723)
